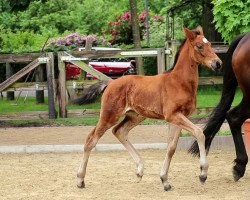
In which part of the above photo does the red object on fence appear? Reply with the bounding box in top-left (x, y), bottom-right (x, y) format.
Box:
top-left (65, 60), bottom-right (135, 80)
top-left (66, 64), bottom-right (81, 80)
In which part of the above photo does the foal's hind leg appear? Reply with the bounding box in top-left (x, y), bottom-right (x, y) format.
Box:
top-left (77, 121), bottom-right (117, 188)
top-left (112, 111), bottom-right (145, 181)
top-left (160, 123), bottom-right (181, 191)
top-left (226, 100), bottom-right (249, 181)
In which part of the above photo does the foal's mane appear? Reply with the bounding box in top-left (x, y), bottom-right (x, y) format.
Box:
top-left (165, 29), bottom-right (201, 72)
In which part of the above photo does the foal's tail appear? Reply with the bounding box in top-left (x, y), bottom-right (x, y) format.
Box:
top-left (188, 33), bottom-right (246, 156)
top-left (71, 80), bottom-right (111, 105)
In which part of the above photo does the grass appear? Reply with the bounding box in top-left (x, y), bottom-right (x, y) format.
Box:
top-left (0, 97), bottom-right (48, 112)
top-left (197, 87), bottom-right (242, 107)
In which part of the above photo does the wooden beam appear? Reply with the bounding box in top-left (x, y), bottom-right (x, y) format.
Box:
top-left (46, 52), bottom-right (57, 119)
top-left (0, 45), bottom-right (227, 64)
top-left (0, 56), bottom-right (43, 92)
top-left (212, 45), bottom-right (229, 54)
top-left (2, 80), bottom-right (98, 91)
top-left (0, 53), bottom-right (42, 63)
top-left (1, 76), bottom-right (224, 92)
top-left (71, 48), bottom-right (171, 59)
top-left (198, 76), bottom-right (223, 85)
top-left (63, 52), bottom-right (111, 81)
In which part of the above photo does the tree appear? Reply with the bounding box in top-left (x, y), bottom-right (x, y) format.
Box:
top-left (201, 1), bottom-right (221, 42)
top-left (213, 0), bottom-right (250, 42)
top-left (166, 0), bottom-right (222, 42)
top-left (129, 0), bottom-right (144, 75)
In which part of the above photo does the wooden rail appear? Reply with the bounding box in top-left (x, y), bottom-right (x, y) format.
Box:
top-left (1, 76), bottom-right (223, 92)
top-left (0, 53), bottom-right (42, 63)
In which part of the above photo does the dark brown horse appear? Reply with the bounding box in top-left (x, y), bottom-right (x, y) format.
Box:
top-left (74, 26), bottom-right (222, 191)
top-left (189, 31), bottom-right (250, 181)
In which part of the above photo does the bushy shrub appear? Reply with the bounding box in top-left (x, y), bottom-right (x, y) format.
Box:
top-left (0, 29), bottom-right (48, 53)
top-left (45, 33), bottom-right (111, 51)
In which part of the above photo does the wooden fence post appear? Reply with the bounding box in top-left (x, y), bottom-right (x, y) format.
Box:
top-left (79, 36), bottom-right (93, 80)
top-left (157, 48), bottom-right (166, 74)
top-left (57, 52), bottom-right (67, 118)
top-left (35, 64), bottom-right (45, 104)
top-left (6, 62), bottom-right (15, 100)
top-left (165, 40), bottom-right (179, 70)
top-left (46, 52), bottom-right (57, 119)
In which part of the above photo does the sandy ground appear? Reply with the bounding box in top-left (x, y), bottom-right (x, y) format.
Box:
top-left (2, 124), bottom-right (248, 199)
top-left (0, 124), bottom-right (230, 146)
top-left (0, 125), bottom-right (170, 145)
top-left (0, 150), bottom-right (249, 200)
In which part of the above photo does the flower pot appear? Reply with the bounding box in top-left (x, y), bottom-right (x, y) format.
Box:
top-left (243, 119), bottom-right (250, 155)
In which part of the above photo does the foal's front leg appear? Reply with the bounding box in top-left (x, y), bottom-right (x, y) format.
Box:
top-left (160, 123), bottom-right (181, 191)
top-left (170, 114), bottom-right (209, 183)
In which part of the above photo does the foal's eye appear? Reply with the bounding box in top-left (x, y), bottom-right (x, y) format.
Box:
top-left (196, 44), bottom-right (203, 49)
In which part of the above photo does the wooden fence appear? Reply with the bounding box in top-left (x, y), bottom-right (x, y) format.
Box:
top-left (0, 43), bottom-right (228, 119)
top-left (0, 47), bottom-right (173, 118)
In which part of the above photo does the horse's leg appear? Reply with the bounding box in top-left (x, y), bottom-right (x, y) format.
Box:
top-left (160, 123), bottom-right (181, 191)
top-left (77, 118), bottom-right (118, 188)
top-left (112, 111), bottom-right (145, 181)
top-left (168, 113), bottom-right (208, 183)
top-left (226, 100), bottom-right (249, 181)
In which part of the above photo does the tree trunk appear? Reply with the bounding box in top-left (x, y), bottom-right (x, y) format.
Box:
top-left (202, 2), bottom-right (222, 42)
top-left (129, 0), bottom-right (144, 75)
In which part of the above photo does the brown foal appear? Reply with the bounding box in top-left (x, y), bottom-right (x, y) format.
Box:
top-left (75, 26), bottom-right (222, 191)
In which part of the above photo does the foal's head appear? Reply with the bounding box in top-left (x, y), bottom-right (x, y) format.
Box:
top-left (184, 26), bottom-right (222, 70)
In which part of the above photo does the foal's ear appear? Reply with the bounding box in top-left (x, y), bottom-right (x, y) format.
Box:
top-left (195, 25), bottom-right (204, 35)
top-left (183, 27), bottom-right (196, 42)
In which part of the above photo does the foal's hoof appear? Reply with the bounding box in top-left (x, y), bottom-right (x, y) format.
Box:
top-left (77, 179), bottom-right (85, 188)
top-left (136, 173), bottom-right (143, 182)
top-left (199, 175), bottom-right (207, 183)
top-left (164, 184), bottom-right (172, 191)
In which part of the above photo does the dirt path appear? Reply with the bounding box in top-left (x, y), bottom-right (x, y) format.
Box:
top-left (0, 150), bottom-right (249, 200)
top-left (0, 125), bottom-right (170, 145)
top-left (0, 124), bottom-right (230, 146)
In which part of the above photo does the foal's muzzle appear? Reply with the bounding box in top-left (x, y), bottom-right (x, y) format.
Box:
top-left (211, 59), bottom-right (222, 71)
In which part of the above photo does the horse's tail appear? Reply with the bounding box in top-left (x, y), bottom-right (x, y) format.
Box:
top-left (71, 80), bottom-right (110, 105)
top-left (188, 33), bottom-right (246, 156)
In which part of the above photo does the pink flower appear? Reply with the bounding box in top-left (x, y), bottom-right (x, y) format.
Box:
top-left (153, 15), bottom-right (163, 22)
top-left (114, 21), bottom-right (121, 26)
top-left (138, 10), bottom-right (147, 21)
top-left (120, 11), bottom-right (131, 20)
